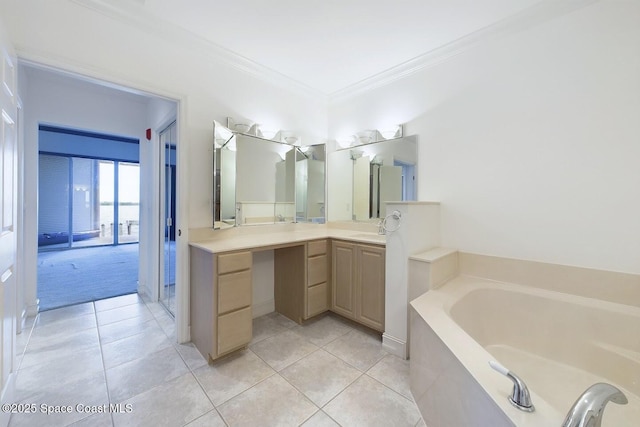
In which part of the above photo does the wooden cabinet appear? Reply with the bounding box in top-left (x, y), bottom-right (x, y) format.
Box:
top-left (274, 239), bottom-right (330, 323)
top-left (190, 247), bottom-right (252, 362)
top-left (305, 240), bottom-right (329, 319)
top-left (331, 241), bottom-right (385, 332)
top-left (190, 236), bottom-right (384, 364)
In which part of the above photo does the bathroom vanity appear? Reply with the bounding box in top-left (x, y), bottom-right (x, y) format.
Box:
top-left (189, 226), bottom-right (386, 362)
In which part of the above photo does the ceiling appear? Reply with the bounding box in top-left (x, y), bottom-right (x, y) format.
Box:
top-left (116, 0), bottom-right (544, 96)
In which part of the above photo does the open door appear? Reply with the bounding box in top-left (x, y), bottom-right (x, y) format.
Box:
top-left (0, 41), bottom-right (18, 423)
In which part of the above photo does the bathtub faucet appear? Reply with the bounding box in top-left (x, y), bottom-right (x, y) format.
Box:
top-left (489, 361), bottom-right (535, 412)
top-left (561, 382), bottom-right (627, 427)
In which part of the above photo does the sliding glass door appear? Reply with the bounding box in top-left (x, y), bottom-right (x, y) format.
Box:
top-left (118, 162), bottom-right (140, 244)
top-left (38, 154), bottom-right (139, 250)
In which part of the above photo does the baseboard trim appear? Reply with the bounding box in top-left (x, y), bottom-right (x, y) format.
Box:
top-left (26, 299), bottom-right (39, 317)
top-left (382, 333), bottom-right (408, 359)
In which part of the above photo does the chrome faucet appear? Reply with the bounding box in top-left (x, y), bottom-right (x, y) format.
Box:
top-left (561, 383), bottom-right (627, 427)
top-left (377, 219), bottom-right (385, 235)
top-left (489, 361), bottom-right (535, 412)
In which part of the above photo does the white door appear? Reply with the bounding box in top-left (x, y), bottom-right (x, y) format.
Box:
top-left (0, 39), bottom-right (18, 425)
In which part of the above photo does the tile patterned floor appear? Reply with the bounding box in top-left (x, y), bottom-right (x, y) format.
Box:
top-left (10, 295), bottom-right (424, 427)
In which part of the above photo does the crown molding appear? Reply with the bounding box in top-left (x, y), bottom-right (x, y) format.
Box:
top-left (69, 0), bottom-right (327, 102)
top-left (68, 0), bottom-right (600, 105)
top-left (328, 0), bottom-right (601, 103)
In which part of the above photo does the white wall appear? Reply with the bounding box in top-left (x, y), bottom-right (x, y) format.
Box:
top-left (329, 1), bottom-right (640, 274)
top-left (0, 0), bottom-right (328, 229)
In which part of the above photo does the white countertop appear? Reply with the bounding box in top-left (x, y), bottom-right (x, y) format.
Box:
top-left (189, 223), bottom-right (386, 254)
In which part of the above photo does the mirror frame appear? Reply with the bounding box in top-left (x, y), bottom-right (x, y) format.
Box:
top-left (327, 134), bottom-right (418, 222)
top-left (212, 121), bottom-right (326, 229)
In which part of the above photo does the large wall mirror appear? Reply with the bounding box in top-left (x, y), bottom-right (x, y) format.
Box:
top-left (213, 121), bottom-right (326, 229)
top-left (327, 135), bottom-right (417, 221)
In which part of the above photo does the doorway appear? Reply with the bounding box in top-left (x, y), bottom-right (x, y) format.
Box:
top-left (37, 126), bottom-right (140, 310)
top-left (159, 121), bottom-right (177, 315)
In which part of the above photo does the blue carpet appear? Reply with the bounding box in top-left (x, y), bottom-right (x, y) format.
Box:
top-left (38, 244), bottom-right (140, 311)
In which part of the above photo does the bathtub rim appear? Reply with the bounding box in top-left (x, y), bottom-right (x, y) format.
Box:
top-left (408, 275), bottom-right (635, 427)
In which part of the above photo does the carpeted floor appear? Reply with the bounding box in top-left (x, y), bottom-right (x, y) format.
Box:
top-left (38, 244), bottom-right (140, 311)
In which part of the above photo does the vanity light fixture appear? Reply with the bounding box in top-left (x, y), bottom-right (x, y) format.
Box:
top-left (380, 124), bottom-right (403, 140)
top-left (336, 125), bottom-right (403, 149)
top-left (227, 117), bottom-right (300, 144)
top-left (259, 128), bottom-right (278, 140)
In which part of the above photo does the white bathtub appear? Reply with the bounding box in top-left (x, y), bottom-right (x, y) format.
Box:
top-left (409, 276), bottom-right (640, 427)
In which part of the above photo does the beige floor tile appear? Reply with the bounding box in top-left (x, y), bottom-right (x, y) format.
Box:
top-left (291, 313), bottom-right (354, 347)
top-left (31, 313), bottom-right (97, 344)
top-left (251, 312), bottom-right (297, 344)
top-left (193, 349), bottom-right (275, 406)
top-left (301, 410), bottom-right (340, 427)
top-left (9, 371), bottom-right (109, 427)
top-left (35, 302), bottom-right (95, 324)
top-left (323, 328), bottom-right (387, 371)
top-left (155, 314), bottom-right (176, 339)
top-left (250, 329), bottom-right (318, 371)
top-left (280, 349), bottom-right (361, 406)
top-left (174, 342), bottom-right (208, 371)
top-left (32, 312), bottom-right (97, 338)
top-left (94, 293), bottom-right (142, 312)
top-left (106, 346), bottom-right (189, 403)
top-left (112, 373), bottom-right (213, 427)
top-left (69, 412), bottom-right (114, 427)
top-left (15, 346), bottom-right (104, 402)
top-left (324, 375), bottom-right (421, 427)
top-left (101, 326), bottom-right (171, 369)
top-left (20, 328), bottom-right (100, 369)
top-left (367, 353), bottom-right (412, 399)
top-left (96, 303), bottom-right (153, 326)
top-left (415, 417), bottom-right (427, 427)
top-left (98, 317), bottom-right (160, 345)
top-left (217, 374), bottom-right (317, 427)
top-left (184, 410), bottom-right (226, 427)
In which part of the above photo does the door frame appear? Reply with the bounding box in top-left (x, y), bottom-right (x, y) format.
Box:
top-left (17, 59), bottom-right (189, 343)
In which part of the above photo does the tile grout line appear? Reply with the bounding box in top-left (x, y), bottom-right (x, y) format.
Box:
top-left (92, 300), bottom-right (116, 427)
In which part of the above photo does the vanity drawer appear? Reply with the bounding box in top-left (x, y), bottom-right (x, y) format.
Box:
top-left (307, 255), bottom-right (327, 286)
top-left (307, 240), bottom-right (327, 257)
top-left (218, 251), bottom-right (252, 274)
top-left (217, 306), bottom-right (252, 355)
top-left (307, 282), bottom-right (328, 317)
top-left (218, 269), bottom-right (252, 314)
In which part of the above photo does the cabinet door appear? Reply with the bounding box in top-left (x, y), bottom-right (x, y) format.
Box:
top-left (357, 245), bottom-right (385, 332)
top-left (331, 241), bottom-right (356, 319)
